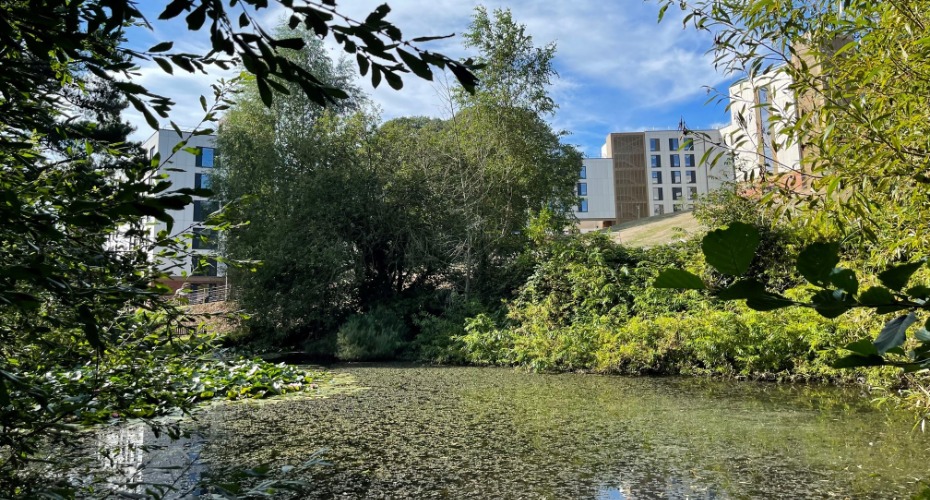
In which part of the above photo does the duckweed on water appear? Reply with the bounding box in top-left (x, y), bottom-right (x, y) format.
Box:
top-left (192, 365), bottom-right (930, 499)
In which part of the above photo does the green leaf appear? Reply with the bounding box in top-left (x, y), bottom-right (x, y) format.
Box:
top-left (832, 353), bottom-right (886, 369)
top-left (858, 286), bottom-right (895, 306)
top-left (907, 285), bottom-right (930, 300)
top-left (844, 338), bottom-right (879, 357)
top-left (652, 269), bottom-right (705, 289)
top-left (148, 41), bottom-right (174, 53)
top-left (915, 328), bottom-right (930, 342)
top-left (811, 289), bottom-right (854, 318)
top-left (874, 312), bottom-right (917, 355)
top-left (701, 222), bottom-right (760, 276)
top-left (397, 48), bottom-right (433, 80)
top-left (878, 260), bottom-right (925, 291)
top-left (256, 77), bottom-right (273, 106)
top-left (829, 268), bottom-right (858, 296)
top-left (796, 242), bottom-right (840, 287)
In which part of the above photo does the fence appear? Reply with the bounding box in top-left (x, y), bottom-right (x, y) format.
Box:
top-left (175, 284), bottom-right (232, 305)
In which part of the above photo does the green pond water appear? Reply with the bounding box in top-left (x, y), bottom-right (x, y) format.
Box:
top-left (106, 365), bottom-right (930, 498)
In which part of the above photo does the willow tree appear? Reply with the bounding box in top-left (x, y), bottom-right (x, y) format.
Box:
top-left (660, 0), bottom-right (930, 267)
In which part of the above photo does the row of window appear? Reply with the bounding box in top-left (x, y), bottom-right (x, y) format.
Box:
top-left (651, 154), bottom-right (696, 168)
top-left (651, 170), bottom-right (697, 184)
top-left (148, 146), bottom-right (216, 168)
top-left (193, 200), bottom-right (219, 222)
top-left (653, 187), bottom-right (698, 201)
top-left (650, 138), bottom-right (695, 152)
top-left (653, 203), bottom-right (694, 215)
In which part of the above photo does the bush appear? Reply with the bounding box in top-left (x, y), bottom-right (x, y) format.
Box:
top-left (336, 308), bottom-right (409, 361)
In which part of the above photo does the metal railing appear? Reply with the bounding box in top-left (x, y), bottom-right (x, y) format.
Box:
top-left (174, 285), bottom-right (232, 305)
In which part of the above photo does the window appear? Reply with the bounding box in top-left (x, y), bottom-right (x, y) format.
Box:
top-left (651, 171), bottom-right (662, 184)
top-left (668, 138), bottom-right (679, 150)
top-left (191, 256), bottom-right (218, 277)
top-left (689, 187), bottom-right (698, 200)
top-left (670, 154), bottom-right (681, 168)
top-left (685, 154), bottom-right (696, 168)
top-left (684, 138), bottom-right (694, 151)
top-left (671, 171), bottom-right (681, 184)
top-left (687, 204), bottom-right (695, 210)
top-left (149, 146), bottom-right (157, 160)
top-left (578, 199), bottom-right (588, 213)
top-left (192, 228), bottom-right (217, 250)
top-left (195, 147), bottom-right (215, 168)
top-left (673, 203), bottom-right (684, 213)
top-left (651, 155), bottom-right (661, 168)
top-left (577, 182), bottom-right (587, 196)
top-left (193, 200), bottom-right (219, 222)
top-left (652, 187), bottom-right (663, 201)
top-left (653, 205), bottom-right (664, 216)
top-left (579, 165), bottom-right (586, 179)
top-left (195, 173), bottom-right (212, 190)
top-left (686, 171), bottom-right (697, 184)
top-left (672, 187), bottom-right (683, 200)
top-left (649, 138), bottom-right (660, 151)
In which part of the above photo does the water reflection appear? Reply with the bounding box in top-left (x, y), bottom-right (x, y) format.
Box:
top-left (92, 421), bottom-right (204, 497)
top-left (90, 366), bottom-right (930, 498)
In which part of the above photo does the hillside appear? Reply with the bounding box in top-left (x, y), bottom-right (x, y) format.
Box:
top-left (610, 211), bottom-right (702, 248)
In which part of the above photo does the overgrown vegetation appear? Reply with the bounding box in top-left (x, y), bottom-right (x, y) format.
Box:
top-left (216, 9), bottom-right (581, 355)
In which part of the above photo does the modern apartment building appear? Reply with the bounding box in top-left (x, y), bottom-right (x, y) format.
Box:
top-left (141, 129), bottom-right (223, 292)
top-left (720, 70), bottom-right (804, 184)
top-left (574, 130), bottom-right (732, 228)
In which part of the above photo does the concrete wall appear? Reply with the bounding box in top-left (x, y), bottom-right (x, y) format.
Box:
top-left (573, 158), bottom-right (615, 222)
top-left (141, 129), bottom-right (223, 280)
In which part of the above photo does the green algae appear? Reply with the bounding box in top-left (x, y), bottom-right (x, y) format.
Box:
top-left (195, 365), bottom-right (930, 498)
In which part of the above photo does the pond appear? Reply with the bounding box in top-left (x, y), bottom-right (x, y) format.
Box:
top-left (101, 365), bottom-right (930, 498)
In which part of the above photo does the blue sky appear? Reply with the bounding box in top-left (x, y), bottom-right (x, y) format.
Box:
top-left (126, 1), bottom-right (734, 157)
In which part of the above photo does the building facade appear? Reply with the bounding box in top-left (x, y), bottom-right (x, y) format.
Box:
top-left (141, 129), bottom-right (224, 292)
top-left (719, 70), bottom-right (804, 184)
top-left (574, 130), bottom-right (732, 228)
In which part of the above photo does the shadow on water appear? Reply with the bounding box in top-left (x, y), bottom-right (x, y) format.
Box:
top-left (92, 365), bottom-right (930, 498)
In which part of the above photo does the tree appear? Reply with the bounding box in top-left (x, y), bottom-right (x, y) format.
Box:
top-left (0, 0), bottom-right (477, 493)
top-left (659, 0), bottom-right (930, 268)
top-left (654, 0), bottom-right (930, 413)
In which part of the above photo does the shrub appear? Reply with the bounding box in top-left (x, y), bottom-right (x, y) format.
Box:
top-left (336, 308), bottom-right (409, 361)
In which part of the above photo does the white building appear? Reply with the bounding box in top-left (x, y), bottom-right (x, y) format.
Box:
top-left (720, 69), bottom-right (804, 182)
top-left (575, 130), bottom-right (733, 229)
top-left (141, 129), bottom-right (224, 293)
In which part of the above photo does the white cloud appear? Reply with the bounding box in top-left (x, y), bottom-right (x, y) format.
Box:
top-left (124, 0), bottom-right (729, 154)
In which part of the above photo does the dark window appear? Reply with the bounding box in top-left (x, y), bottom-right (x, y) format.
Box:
top-left (684, 138), bottom-right (694, 151)
top-left (649, 138), bottom-right (660, 151)
top-left (579, 165), bottom-right (586, 179)
top-left (193, 200), bottom-right (219, 222)
top-left (672, 171), bottom-right (681, 184)
top-left (577, 182), bottom-right (587, 196)
top-left (685, 154), bottom-right (696, 167)
top-left (195, 147), bottom-right (215, 168)
top-left (191, 256), bottom-right (217, 277)
top-left (654, 205), bottom-right (664, 215)
top-left (686, 171), bottom-right (697, 184)
top-left (192, 228), bottom-right (217, 250)
top-left (653, 187), bottom-right (663, 201)
top-left (672, 187), bottom-right (683, 200)
top-left (578, 199), bottom-right (588, 213)
top-left (670, 154), bottom-right (681, 168)
top-left (689, 187), bottom-right (698, 200)
top-left (195, 173), bottom-right (212, 190)
top-left (669, 138), bottom-right (679, 150)
top-left (651, 155), bottom-right (661, 168)
top-left (651, 171), bottom-right (662, 184)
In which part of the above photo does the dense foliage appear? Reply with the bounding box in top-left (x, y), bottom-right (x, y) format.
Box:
top-left (218, 9), bottom-right (581, 354)
top-left (0, 0), bottom-right (477, 495)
